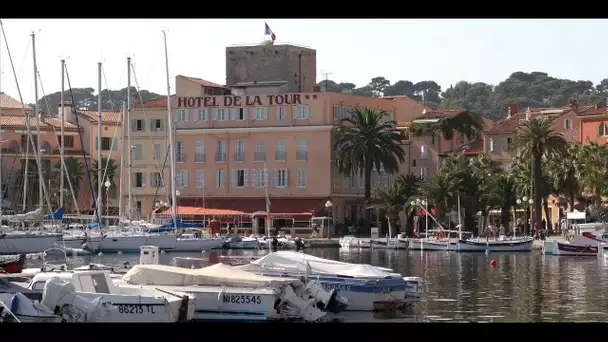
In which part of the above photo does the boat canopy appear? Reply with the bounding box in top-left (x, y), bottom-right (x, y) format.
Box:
top-left (5, 208), bottom-right (44, 223)
top-left (122, 263), bottom-right (299, 287)
top-left (146, 219), bottom-right (201, 233)
top-left (44, 208), bottom-right (63, 221)
top-left (238, 251), bottom-right (399, 279)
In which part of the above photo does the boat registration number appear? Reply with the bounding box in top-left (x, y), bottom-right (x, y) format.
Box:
top-left (117, 304), bottom-right (156, 314)
top-left (222, 294), bottom-right (262, 305)
top-left (321, 283), bottom-right (352, 292)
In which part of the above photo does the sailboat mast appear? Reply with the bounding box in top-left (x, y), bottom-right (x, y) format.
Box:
top-left (31, 32), bottom-right (42, 208)
top-left (97, 62), bottom-right (103, 219)
top-left (162, 31), bottom-right (178, 230)
top-left (118, 102), bottom-right (125, 221)
top-left (126, 57), bottom-right (132, 220)
top-left (0, 31), bottom-right (3, 221)
top-left (59, 60), bottom-right (65, 209)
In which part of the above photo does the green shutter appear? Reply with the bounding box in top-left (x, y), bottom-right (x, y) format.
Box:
top-left (111, 138), bottom-right (117, 151)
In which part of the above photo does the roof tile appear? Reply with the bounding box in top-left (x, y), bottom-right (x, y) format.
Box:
top-left (178, 75), bottom-right (225, 89)
top-left (0, 92), bottom-right (32, 111)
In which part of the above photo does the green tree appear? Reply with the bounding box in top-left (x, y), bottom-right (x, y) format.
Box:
top-left (373, 182), bottom-right (406, 238)
top-left (395, 173), bottom-right (423, 235)
top-left (510, 116), bottom-right (567, 228)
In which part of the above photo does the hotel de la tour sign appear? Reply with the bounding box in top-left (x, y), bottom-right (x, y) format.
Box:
top-left (176, 93), bottom-right (317, 108)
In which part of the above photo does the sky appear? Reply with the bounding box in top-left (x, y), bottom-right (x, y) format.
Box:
top-left (0, 19), bottom-right (606, 104)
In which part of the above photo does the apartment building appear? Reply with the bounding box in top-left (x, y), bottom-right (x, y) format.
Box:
top-left (0, 92), bottom-right (33, 116)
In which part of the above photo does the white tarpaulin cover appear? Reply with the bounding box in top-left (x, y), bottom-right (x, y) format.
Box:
top-left (238, 251), bottom-right (400, 279)
top-left (122, 263), bottom-right (299, 287)
top-left (5, 207), bottom-right (44, 223)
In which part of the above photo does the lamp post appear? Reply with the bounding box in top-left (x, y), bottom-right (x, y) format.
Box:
top-left (516, 196), bottom-right (534, 236)
top-left (324, 200), bottom-right (333, 239)
top-left (104, 179), bottom-right (111, 227)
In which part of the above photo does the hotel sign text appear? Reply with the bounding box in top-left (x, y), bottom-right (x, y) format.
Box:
top-left (177, 94), bottom-right (304, 108)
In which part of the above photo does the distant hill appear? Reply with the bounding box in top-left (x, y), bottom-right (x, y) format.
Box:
top-left (31, 87), bottom-right (162, 114)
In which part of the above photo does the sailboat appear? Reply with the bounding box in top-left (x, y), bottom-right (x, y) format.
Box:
top-left (0, 25), bottom-right (62, 254)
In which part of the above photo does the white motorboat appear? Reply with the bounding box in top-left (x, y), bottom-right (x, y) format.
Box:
top-left (341, 236), bottom-right (408, 249)
top-left (0, 280), bottom-right (59, 322)
top-left (174, 232), bottom-right (224, 252)
top-left (223, 236), bottom-right (260, 250)
top-left (455, 236), bottom-right (534, 252)
top-left (237, 251), bottom-right (424, 311)
top-left (56, 232), bottom-right (104, 251)
top-left (0, 232), bottom-right (62, 255)
top-left (23, 271), bottom-right (195, 322)
top-left (99, 232), bottom-right (176, 253)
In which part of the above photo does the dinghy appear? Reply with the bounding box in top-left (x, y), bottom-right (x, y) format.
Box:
top-left (550, 234), bottom-right (602, 256)
top-left (237, 251), bottom-right (424, 311)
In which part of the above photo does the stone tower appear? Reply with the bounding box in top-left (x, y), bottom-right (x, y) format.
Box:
top-left (226, 43), bottom-right (317, 93)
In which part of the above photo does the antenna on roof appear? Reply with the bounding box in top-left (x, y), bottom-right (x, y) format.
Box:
top-left (320, 70), bottom-right (334, 92)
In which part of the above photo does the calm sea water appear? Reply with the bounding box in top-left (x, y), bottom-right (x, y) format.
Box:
top-left (26, 248), bottom-right (608, 322)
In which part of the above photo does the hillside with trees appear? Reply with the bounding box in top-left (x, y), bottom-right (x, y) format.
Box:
top-left (318, 72), bottom-right (608, 121)
top-left (32, 87), bottom-right (162, 114)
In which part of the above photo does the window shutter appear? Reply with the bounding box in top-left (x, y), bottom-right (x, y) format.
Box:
top-left (242, 108), bottom-right (248, 120)
top-left (183, 170), bottom-right (188, 188)
top-left (263, 169), bottom-right (268, 188)
top-left (142, 173), bottom-right (147, 187)
top-left (231, 169), bottom-right (237, 187)
top-left (251, 169), bottom-right (258, 187)
top-left (131, 119), bottom-right (136, 132)
top-left (272, 168), bottom-right (277, 188)
top-left (95, 139), bottom-right (98, 150)
top-left (284, 169), bottom-right (289, 187)
top-left (185, 110), bottom-right (189, 122)
top-left (243, 169), bottom-right (248, 187)
top-left (112, 138), bottom-right (117, 151)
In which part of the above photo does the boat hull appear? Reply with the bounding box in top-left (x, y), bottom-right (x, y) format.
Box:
top-left (554, 242), bottom-right (599, 256)
top-left (57, 234), bottom-right (104, 251)
top-left (408, 238), bottom-right (454, 251)
top-left (0, 233), bottom-right (61, 254)
top-left (223, 239), bottom-right (260, 250)
top-left (99, 234), bottom-right (176, 253)
top-left (173, 238), bottom-right (224, 252)
top-left (456, 238), bottom-right (534, 252)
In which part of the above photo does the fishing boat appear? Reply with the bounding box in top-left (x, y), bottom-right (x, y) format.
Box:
top-left (223, 236), bottom-right (260, 250)
top-left (545, 233), bottom-right (603, 256)
top-left (237, 251), bottom-right (425, 311)
top-left (455, 236), bottom-right (534, 252)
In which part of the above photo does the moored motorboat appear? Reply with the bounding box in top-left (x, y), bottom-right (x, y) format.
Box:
top-left (98, 232), bottom-right (176, 253)
top-left (223, 236), bottom-right (260, 250)
top-left (236, 251), bottom-right (424, 311)
top-left (173, 231), bottom-right (224, 252)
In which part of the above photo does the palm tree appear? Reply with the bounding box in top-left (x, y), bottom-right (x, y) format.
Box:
top-left (409, 110), bottom-right (486, 141)
top-left (373, 183), bottom-right (406, 238)
top-left (550, 142), bottom-right (582, 212)
top-left (396, 173), bottom-right (423, 235)
top-left (53, 157), bottom-right (85, 210)
top-left (489, 172), bottom-right (517, 229)
top-left (577, 142), bottom-right (608, 217)
top-left (334, 108), bottom-right (406, 228)
top-left (510, 116), bottom-right (567, 227)
top-left (92, 158), bottom-right (119, 203)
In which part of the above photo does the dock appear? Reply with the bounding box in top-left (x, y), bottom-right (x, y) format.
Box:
top-left (532, 236), bottom-right (567, 250)
top-left (303, 238), bottom-right (342, 248)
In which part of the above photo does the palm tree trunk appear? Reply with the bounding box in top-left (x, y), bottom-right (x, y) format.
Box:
top-left (388, 218), bottom-right (393, 239)
top-left (542, 198), bottom-right (552, 231)
top-left (569, 193), bottom-right (575, 212)
top-left (533, 153), bottom-right (543, 227)
top-left (363, 159), bottom-right (373, 232)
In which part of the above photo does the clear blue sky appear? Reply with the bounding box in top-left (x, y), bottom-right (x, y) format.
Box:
top-left (0, 19), bottom-right (605, 104)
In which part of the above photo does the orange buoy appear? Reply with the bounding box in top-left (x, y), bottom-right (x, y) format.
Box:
top-left (490, 259), bottom-right (497, 267)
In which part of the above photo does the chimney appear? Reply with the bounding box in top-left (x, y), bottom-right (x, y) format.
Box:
top-left (57, 101), bottom-right (73, 118)
top-left (131, 90), bottom-right (140, 106)
top-left (312, 85), bottom-right (321, 92)
top-left (507, 104), bottom-right (518, 118)
top-left (525, 107), bottom-right (531, 121)
top-left (569, 99), bottom-right (578, 109)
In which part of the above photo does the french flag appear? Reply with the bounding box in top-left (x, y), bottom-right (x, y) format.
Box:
top-left (265, 22), bottom-right (276, 41)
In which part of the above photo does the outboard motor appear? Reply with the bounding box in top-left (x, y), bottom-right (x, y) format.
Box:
top-left (271, 237), bottom-right (279, 250)
top-left (295, 237), bottom-right (305, 251)
top-left (306, 281), bottom-right (348, 314)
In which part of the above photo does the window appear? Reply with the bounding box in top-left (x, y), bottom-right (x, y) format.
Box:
top-left (234, 139), bottom-right (245, 162)
top-left (277, 106), bottom-right (286, 120)
top-left (216, 169), bottom-right (225, 188)
top-left (564, 118), bottom-right (571, 130)
top-left (507, 137), bottom-right (512, 145)
top-left (150, 118), bottom-right (164, 131)
top-left (176, 141), bottom-right (185, 162)
top-left (275, 138), bottom-right (286, 161)
top-left (216, 140), bottom-right (226, 162)
top-left (153, 144), bottom-right (161, 160)
top-left (132, 144), bottom-right (142, 160)
top-left (60, 136), bottom-right (74, 148)
top-left (134, 172), bottom-right (145, 187)
top-left (412, 159), bottom-right (417, 167)
top-left (420, 167), bottom-right (429, 179)
top-left (132, 119), bottom-right (145, 132)
top-left (489, 138), bottom-right (495, 152)
top-left (272, 168), bottom-right (288, 188)
top-left (253, 107), bottom-right (268, 120)
top-left (196, 109), bottom-right (208, 122)
top-left (204, 88), bottom-right (213, 96)
top-left (420, 145), bottom-right (428, 159)
top-left (297, 168), bottom-right (307, 188)
top-left (293, 105), bottom-right (310, 119)
top-left (175, 109), bottom-right (188, 122)
top-left (175, 170), bottom-right (188, 188)
top-left (599, 122), bottom-right (608, 137)
top-left (195, 140), bottom-right (205, 162)
top-left (231, 107), bottom-right (247, 121)
top-left (251, 168), bottom-right (268, 188)
top-left (196, 169), bottom-right (205, 188)
top-left (255, 140), bottom-right (265, 162)
top-left (150, 172), bottom-right (163, 188)
top-left (231, 169), bottom-right (248, 188)
top-left (99, 137), bottom-right (117, 151)
top-left (213, 108), bottom-right (228, 121)
top-left (332, 105), bottom-right (352, 120)
top-left (296, 138), bottom-right (307, 161)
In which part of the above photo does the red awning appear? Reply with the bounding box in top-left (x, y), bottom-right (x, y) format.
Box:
top-left (417, 208), bottom-right (437, 216)
top-left (179, 198), bottom-right (324, 218)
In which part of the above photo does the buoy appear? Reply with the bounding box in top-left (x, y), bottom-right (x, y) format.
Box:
top-left (160, 250), bottom-right (165, 254)
top-left (490, 259), bottom-right (496, 267)
top-left (98, 252), bottom-right (104, 256)
top-left (117, 251), bottom-right (123, 255)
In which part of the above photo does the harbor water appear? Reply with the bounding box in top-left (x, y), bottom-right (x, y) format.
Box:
top-left (26, 248), bottom-right (608, 322)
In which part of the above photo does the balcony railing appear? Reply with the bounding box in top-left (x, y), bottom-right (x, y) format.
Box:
top-left (176, 153), bottom-right (186, 163)
top-left (275, 151), bottom-right (286, 161)
top-left (254, 151), bottom-right (265, 162)
top-left (215, 152), bottom-right (226, 162)
top-left (296, 151), bottom-right (308, 161)
top-left (195, 153), bottom-right (206, 162)
top-left (233, 152), bottom-right (245, 162)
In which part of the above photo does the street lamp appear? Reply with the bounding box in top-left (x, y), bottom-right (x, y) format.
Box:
top-left (324, 200), bottom-right (333, 239)
top-left (516, 196), bottom-right (534, 236)
top-left (104, 179), bottom-right (111, 227)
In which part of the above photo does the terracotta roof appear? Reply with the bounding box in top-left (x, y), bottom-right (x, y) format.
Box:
top-left (161, 206), bottom-right (245, 216)
top-left (418, 109), bottom-right (467, 119)
top-left (178, 75), bottom-right (225, 89)
top-left (138, 95), bottom-right (176, 108)
top-left (0, 115), bottom-right (77, 129)
top-left (575, 105), bottom-right (608, 118)
top-left (0, 92), bottom-right (32, 110)
top-left (485, 107), bottom-right (570, 135)
top-left (75, 110), bottom-right (121, 124)
top-left (441, 139), bottom-right (484, 156)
